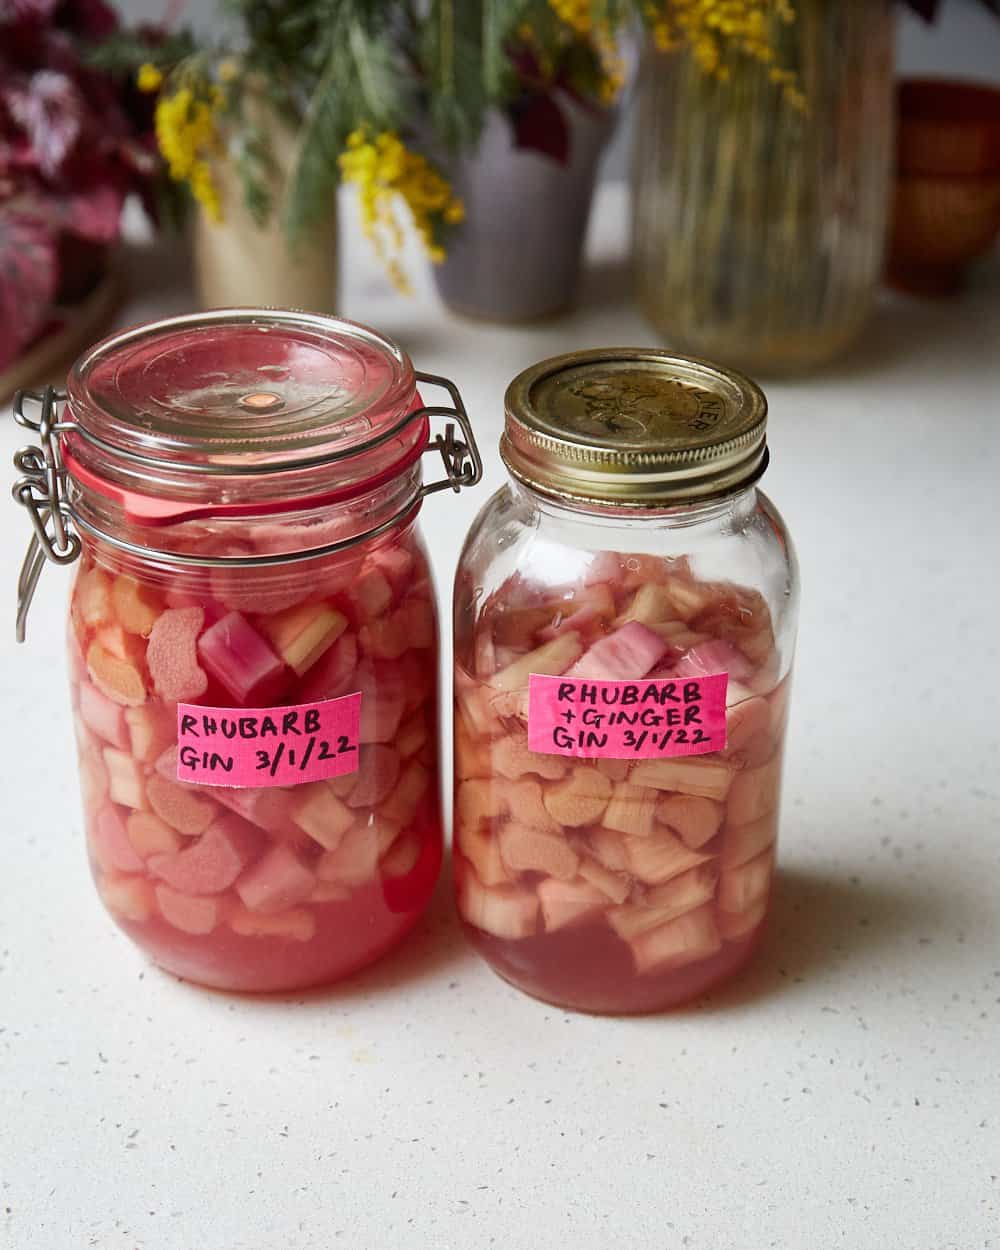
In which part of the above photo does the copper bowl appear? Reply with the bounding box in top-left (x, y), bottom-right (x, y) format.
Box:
top-left (888, 78), bottom-right (1000, 295)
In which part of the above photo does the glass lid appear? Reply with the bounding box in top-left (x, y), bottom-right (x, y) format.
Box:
top-left (66, 308), bottom-right (419, 467)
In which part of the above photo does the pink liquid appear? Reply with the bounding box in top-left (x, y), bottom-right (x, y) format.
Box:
top-left (71, 524), bottom-right (442, 993)
top-left (453, 554), bottom-right (790, 1014)
top-left (456, 853), bottom-right (766, 1014)
top-left (95, 827), bottom-right (441, 992)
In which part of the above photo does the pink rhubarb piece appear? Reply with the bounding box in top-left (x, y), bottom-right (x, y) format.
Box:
top-left (78, 681), bottom-right (127, 749)
top-left (197, 611), bottom-right (287, 703)
top-left (566, 621), bottom-right (669, 681)
top-left (147, 606), bottom-right (208, 703)
top-left (295, 631), bottom-right (358, 703)
top-left (235, 843), bottom-right (316, 913)
top-left (90, 806), bottom-right (145, 875)
top-left (155, 885), bottom-right (220, 935)
top-left (148, 813), bottom-right (262, 895)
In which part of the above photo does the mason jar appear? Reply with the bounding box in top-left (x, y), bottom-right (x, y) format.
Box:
top-left (453, 350), bottom-right (798, 1014)
top-left (12, 309), bottom-right (480, 992)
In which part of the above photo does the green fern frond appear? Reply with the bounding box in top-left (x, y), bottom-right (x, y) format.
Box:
top-left (422, 0), bottom-right (488, 151)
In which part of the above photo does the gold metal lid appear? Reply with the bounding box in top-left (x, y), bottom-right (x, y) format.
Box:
top-left (501, 349), bottom-right (768, 506)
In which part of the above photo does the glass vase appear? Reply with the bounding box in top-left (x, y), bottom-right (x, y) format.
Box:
top-left (632, 1), bottom-right (894, 376)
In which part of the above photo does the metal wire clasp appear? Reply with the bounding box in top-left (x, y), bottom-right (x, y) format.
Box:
top-left (12, 387), bottom-right (81, 643)
top-left (414, 370), bottom-right (483, 499)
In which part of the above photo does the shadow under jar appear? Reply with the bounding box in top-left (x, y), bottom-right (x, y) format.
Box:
top-left (12, 309), bottom-right (480, 993)
top-left (453, 350), bottom-right (799, 1014)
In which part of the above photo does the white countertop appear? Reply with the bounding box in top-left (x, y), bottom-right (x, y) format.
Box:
top-left (3, 185), bottom-right (999, 1250)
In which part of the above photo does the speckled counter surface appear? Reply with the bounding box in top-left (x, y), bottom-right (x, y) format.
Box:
top-left (3, 186), bottom-right (998, 1250)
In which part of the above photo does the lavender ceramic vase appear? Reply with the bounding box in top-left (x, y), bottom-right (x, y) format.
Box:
top-left (432, 94), bottom-right (614, 322)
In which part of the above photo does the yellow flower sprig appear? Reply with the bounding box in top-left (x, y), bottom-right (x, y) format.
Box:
top-left (339, 128), bottom-right (465, 293)
top-left (646, 1), bottom-right (805, 108)
top-left (139, 64), bottom-right (226, 222)
top-left (546, 1), bottom-right (626, 104)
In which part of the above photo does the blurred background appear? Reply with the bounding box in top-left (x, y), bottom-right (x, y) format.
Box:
top-left (113, 0), bottom-right (1000, 178)
top-left (3, 0), bottom-right (999, 397)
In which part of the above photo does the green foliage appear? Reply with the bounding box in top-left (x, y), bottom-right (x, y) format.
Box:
top-left (164, 0), bottom-right (635, 236)
top-left (420, 0), bottom-right (489, 151)
top-left (277, 7), bottom-right (412, 240)
top-left (86, 28), bottom-right (197, 75)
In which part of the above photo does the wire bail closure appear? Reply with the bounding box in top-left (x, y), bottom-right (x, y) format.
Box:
top-left (11, 371), bottom-right (482, 643)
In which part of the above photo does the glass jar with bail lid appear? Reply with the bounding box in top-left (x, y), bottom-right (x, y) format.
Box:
top-left (12, 309), bottom-right (481, 993)
top-left (453, 350), bottom-right (798, 1014)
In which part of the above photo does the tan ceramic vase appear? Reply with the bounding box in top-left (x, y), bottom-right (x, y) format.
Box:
top-left (194, 106), bottom-right (338, 313)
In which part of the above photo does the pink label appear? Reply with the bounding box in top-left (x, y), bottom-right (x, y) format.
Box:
top-left (527, 672), bottom-right (728, 760)
top-left (176, 694), bottom-right (362, 788)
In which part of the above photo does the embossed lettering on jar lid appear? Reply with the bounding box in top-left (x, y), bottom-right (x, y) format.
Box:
top-left (502, 349), bottom-right (768, 505)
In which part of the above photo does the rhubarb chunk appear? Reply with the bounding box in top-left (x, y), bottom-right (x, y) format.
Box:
top-left (197, 612), bottom-right (287, 703)
top-left (726, 755), bottom-right (783, 827)
top-left (347, 744), bottom-right (401, 809)
top-left (607, 864), bottom-right (719, 941)
top-left (124, 704), bottom-right (175, 763)
top-left (602, 782), bottom-right (659, 837)
top-left (496, 778), bottom-right (561, 834)
top-left (578, 854), bottom-right (631, 904)
top-left (630, 757), bottom-right (734, 802)
top-left (79, 682), bottom-right (127, 749)
top-left (456, 824), bottom-right (509, 887)
top-left (316, 823), bottom-right (379, 887)
top-left (97, 872), bottom-right (154, 923)
top-left (291, 780), bottom-right (355, 851)
top-left (618, 584), bottom-right (675, 627)
top-left (380, 832), bottom-right (422, 877)
top-left (567, 622), bottom-right (668, 681)
top-left (263, 601), bottom-right (348, 676)
top-left (459, 874), bottom-right (538, 940)
top-left (379, 760), bottom-right (430, 826)
top-left (456, 779), bottom-right (503, 830)
top-left (493, 731), bottom-right (568, 782)
top-left (103, 748), bottom-right (146, 810)
top-left (228, 901), bottom-right (316, 942)
top-left (498, 822), bottom-right (580, 881)
top-left (491, 633), bottom-right (583, 692)
top-left (538, 877), bottom-right (608, 932)
top-left (629, 904), bottom-right (721, 974)
top-left (236, 843), bottom-right (315, 913)
top-left (146, 774), bottom-right (217, 835)
top-left (397, 712), bottom-right (429, 760)
top-left (622, 828), bottom-right (711, 885)
top-left (655, 794), bottom-right (723, 849)
top-left (542, 766), bottom-right (612, 827)
top-left (352, 567), bottom-right (393, 622)
top-left (295, 631), bottom-right (358, 703)
top-left (718, 848), bottom-right (774, 914)
top-left (147, 607), bottom-right (207, 703)
top-left (111, 575), bottom-right (160, 636)
top-left (356, 658), bottom-right (406, 743)
top-left (148, 814), bottom-right (261, 894)
top-left (155, 885), bottom-right (220, 935)
top-left (77, 566), bottom-right (112, 626)
top-left (90, 806), bottom-right (145, 875)
top-left (126, 810), bottom-right (182, 858)
top-left (720, 811), bottom-right (778, 869)
top-left (86, 640), bottom-right (146, 706)
top-left (673, 640), bottom-right (753, 685)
